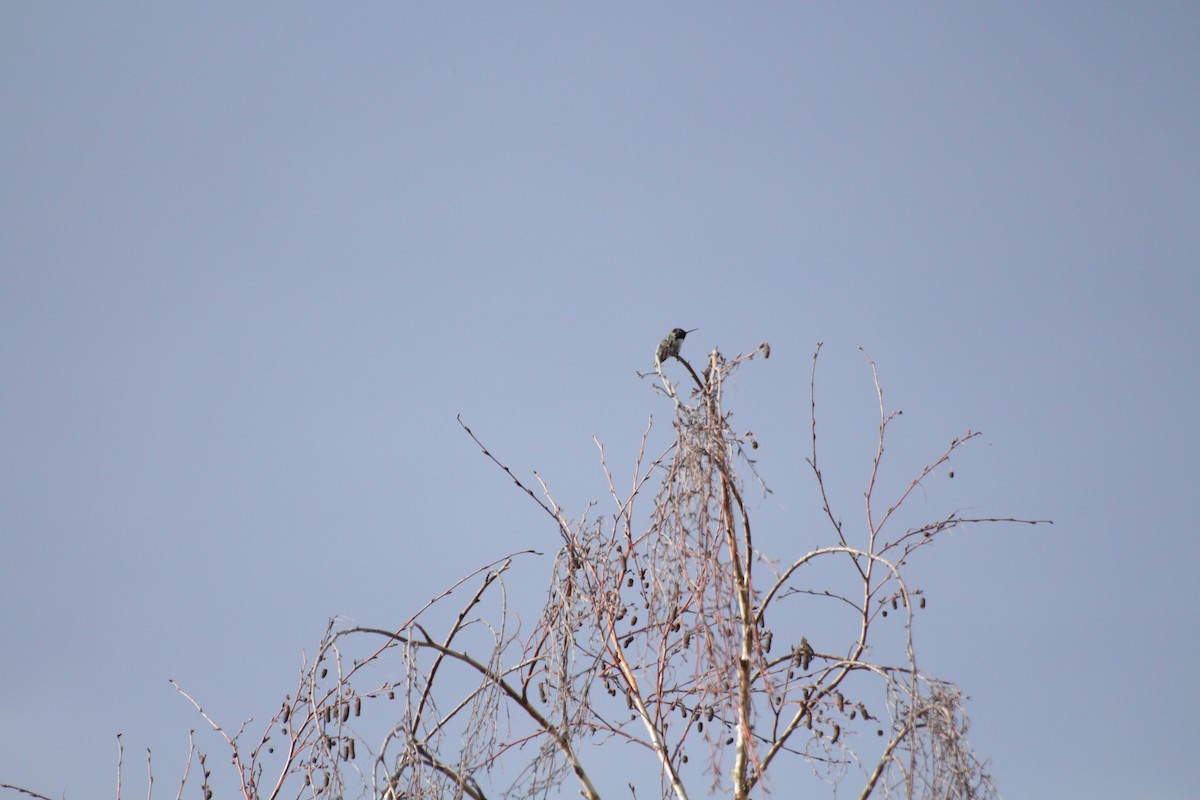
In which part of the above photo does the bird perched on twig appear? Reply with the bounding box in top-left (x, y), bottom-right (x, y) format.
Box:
top-left (655, 328), bottom-right (697, 365)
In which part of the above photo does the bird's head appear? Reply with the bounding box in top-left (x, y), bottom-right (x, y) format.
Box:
top-left (673, 327), bottom-right (697, 339)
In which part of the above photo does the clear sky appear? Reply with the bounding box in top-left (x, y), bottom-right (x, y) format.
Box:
top-left (2, 4), bottom-right (1197, 798)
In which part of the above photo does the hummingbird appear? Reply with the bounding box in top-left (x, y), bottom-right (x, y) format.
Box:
top-left (655, 328), bottom-right (697, 365)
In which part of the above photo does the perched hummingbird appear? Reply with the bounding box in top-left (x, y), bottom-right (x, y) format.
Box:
top-left (655, 327), bottom-right (697, 365)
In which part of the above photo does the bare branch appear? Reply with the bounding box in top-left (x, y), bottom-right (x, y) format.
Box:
top-left (0, 785), bottom-right (56, 800)
top-left (71, 339), bottom-right (1039, 800)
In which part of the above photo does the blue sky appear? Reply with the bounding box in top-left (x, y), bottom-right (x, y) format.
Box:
top-left (2, 4), bottom-right (1197, 798)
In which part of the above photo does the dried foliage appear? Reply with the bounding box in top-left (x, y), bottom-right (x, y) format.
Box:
top-left (5, 342), bottom-right (1047, 800)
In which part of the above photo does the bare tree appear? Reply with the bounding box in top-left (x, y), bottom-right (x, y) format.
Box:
top-left (4, 341), bottom-right (1047, 800)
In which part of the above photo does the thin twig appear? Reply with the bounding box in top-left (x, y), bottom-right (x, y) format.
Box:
top-left (0, 785), bottom-right (56, 800)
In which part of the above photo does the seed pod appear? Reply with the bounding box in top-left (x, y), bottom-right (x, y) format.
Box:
top-left (763, 631), bottom-right (773, 653)
top-left (831, 723), bottom-right (841, 744)
top-left (706, 707), bottom-right (714, 722)
top-left (354, 697), bottom-right (361, 716)
top-left (836, 692), bottom-right (844, 713)
top-left (920, 597), bottom-right (927, 609)
top-left (683, 630), bottom-right (692, 648)
top-left (799, 637), bottom-right (814, 670)
top-left (624, 636), bottom-right (634, 647)
top-left (697, 720), bottom-right (704, 732)
top-left (630, 615), bottom-right (638, 627)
